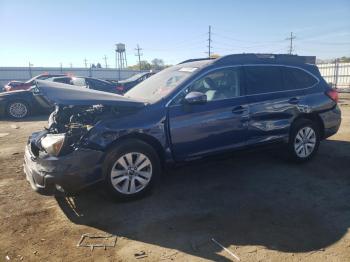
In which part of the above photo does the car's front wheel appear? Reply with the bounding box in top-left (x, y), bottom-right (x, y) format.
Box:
top-left (6, 101), bottom-right (30, 119)
top-left (288, 119), bottom-right (320, 162)
top-left (103, 139), bottom-right (161, 200)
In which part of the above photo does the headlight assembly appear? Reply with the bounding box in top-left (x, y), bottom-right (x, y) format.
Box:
top-left (40, 134), bottom-right (66, 156)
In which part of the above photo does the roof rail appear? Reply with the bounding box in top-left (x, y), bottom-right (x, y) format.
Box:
top-left (178, 57), bottom-right (216, 65)
top-left (214, 53), bottom-right (316, 65)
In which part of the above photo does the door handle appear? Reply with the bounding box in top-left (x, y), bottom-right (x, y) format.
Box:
top-left (288, 97), bottom-right (300, 104)
top-left (232, 105), bottom-right (246, 114)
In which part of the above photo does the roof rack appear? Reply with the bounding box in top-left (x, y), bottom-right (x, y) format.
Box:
top-left (214, 53), bottom-right (316, 65)
top-left (178, 57), bottom-right (216, 65)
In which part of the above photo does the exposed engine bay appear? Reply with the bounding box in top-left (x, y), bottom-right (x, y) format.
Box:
top-left (40, 105), bottom-right (117, 154)
top-left (48, 104), bottom-right (116, 133)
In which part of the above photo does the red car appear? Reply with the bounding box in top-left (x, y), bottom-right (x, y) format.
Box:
top-left (3, 74), bottom-right (66, 92)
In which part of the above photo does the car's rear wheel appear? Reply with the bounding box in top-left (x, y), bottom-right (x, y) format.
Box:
top-left (6, 101), bottom-right (30, 119)
top-left (288, 119), bottom-right (320, 162)
top-left (103, 139), bottom-right (161, 200)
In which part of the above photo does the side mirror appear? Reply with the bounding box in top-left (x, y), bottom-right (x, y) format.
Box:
top-left (184, 91), bottom-right (207, 105)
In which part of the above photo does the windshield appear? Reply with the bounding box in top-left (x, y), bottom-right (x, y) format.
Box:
top-left (125, 66), bottom-right (197, 102)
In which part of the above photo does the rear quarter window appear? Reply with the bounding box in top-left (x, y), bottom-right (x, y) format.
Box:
top-left (245, 66), bottom-right (284, 95)
top-left (282, 67), bottom-right (318, 90)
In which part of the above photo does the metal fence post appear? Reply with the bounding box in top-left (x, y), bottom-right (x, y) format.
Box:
top-left (334, 59), bottom-right (339, 89)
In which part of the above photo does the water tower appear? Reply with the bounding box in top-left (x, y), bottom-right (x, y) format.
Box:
top-left (115, 43), bottom-right (127, 70)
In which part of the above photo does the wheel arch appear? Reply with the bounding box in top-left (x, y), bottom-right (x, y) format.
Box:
top-left (290, 113), bottom-right (325, 139)
top-left (104, 132), bottom-right (166, 169)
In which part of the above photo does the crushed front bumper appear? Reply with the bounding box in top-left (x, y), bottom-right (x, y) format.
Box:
top-left (23, 143), bottom-right (105, 195)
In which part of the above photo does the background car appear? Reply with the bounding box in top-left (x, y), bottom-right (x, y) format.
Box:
top-left (0, 76), bottom-right (124, 119)
top-left (3, 73), bottom-right (66, 92)
top-left (115, 72), bottom-right (154, 93)
top-left (0, 88), bottom-right (51, 119)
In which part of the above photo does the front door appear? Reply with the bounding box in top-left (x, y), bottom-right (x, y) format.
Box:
top-left (167, 67), bottom-right (249, 160)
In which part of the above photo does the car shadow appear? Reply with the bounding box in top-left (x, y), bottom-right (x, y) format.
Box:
top-left (56, 139), bottom-right (350, 261)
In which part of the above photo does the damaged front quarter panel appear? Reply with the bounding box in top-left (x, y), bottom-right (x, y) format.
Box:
top-left (24, 80), bottom-right (172, 195)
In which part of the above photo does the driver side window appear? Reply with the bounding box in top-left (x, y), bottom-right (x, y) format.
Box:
top-left (175, 67), bottom-right (241, 104)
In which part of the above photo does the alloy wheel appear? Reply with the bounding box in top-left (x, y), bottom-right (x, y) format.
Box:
top-left (110, 152), bottom-right (153, 194)
top-left (8, 102), bottom-right (28, 118)
top-left (294, 126), bottom-right (317, 158)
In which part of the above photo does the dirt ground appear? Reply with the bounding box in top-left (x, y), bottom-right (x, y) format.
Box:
top-left (0, 95), bottom-right (349, 262)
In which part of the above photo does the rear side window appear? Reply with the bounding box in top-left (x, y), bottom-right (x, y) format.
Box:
top-left (245, 66), bottom-right (283, 95)
top-left (88, 79), bottom-right (113, 91)
top-left (54, 77), bottom-right (71, 84)
top-left (283, 67), bottom-right (318, 90)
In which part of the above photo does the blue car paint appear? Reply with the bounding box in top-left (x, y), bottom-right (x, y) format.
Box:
top-left (84, 58), bottom-right (339, 162)
top-left (24, 54), bottom-right (341, 194)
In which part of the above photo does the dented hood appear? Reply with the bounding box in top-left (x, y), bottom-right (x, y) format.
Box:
top-left (34, 80), bottom-right (146, 107)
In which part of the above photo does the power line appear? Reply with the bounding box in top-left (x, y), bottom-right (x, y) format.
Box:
top-left (135, 44), bottom-right (143, 71)
top-left (286, 32), bottom-right (296, 54)
top-left (103, 55), bottom-right (108, 68)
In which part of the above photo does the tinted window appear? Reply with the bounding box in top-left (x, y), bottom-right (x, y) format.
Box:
top-left (283, 67), bottom-right (318, 90)
top-left (175, 67), bottom-right (241, 103)
top-left (87, 79), bottom-right (113, 92)
top-left (245, 66), bottom-right (283, 95)
top-left (53, 77), bottom-right (71, 84)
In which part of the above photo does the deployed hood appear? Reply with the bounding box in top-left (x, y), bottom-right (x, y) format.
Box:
top-left (34, 80), bottom-right (146, 107)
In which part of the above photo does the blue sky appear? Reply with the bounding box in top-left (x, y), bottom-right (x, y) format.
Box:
top-left (0, 0), bottom-right (349, 67)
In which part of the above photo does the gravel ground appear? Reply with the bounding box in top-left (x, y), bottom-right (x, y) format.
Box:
top-left (0, 94), bottom-right (349, 262)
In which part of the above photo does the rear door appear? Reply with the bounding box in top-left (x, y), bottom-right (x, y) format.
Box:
top-left (244, 65), bottom-right (313, 145)
top-left (167, 67), bottom-right (249, 160)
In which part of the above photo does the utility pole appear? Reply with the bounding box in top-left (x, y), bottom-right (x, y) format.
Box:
top-left (135, 44), bottom-right (143, 71)
top-left (103, 55), bottom-right (108, 68)
top-left (286, 32), bottom-right (296, 55)
top-left (207, 25), bottom-right (212, 58)
top-left (60, 63), bottom-right (63, 73)
top-left (69, 63), bottom-right (73, 68)
top-left (28, 62), bottom-right (33, 78)
top-left (84, 58), bottom-right (88, 68)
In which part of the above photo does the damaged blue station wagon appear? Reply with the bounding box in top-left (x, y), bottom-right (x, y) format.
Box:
top-left (24, 54), bottom-right (341, 200)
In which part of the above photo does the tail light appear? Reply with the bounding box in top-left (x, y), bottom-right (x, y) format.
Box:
top-left (326, 89), bottom-right (339, 103)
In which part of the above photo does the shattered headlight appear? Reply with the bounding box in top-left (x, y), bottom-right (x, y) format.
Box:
top-left (40, 134), bottom-right (66, 156)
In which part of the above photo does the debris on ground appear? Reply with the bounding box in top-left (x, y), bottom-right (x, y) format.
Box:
top-left (77, 233), bottom-right (117, 251)
top-left (134, 250), bottom-right (148, 259)
top-left (10, 124), bottom-right (19, 129)
top-left (211, 238), bottom-right (240, 261)
top-left (160, 250), bottom-right (179, 260)
top-left (5, 255), bottom-right (10, 261)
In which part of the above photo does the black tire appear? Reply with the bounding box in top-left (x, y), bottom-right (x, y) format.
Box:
top-left (103, 139), bottom-right (161, 200)
top-left (288, 119), bottom-right (320, 162)
top-left (6, 100), bottom-right (30, 119)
